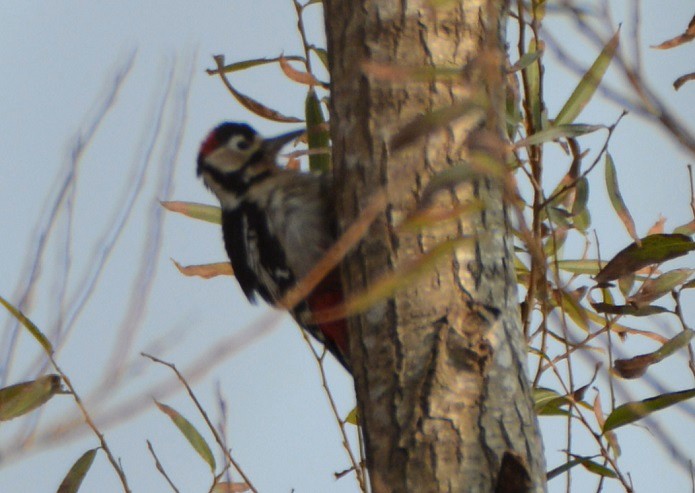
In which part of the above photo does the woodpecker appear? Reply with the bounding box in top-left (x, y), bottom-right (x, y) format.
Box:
top-left (196, 122), bottom-right (350, 371)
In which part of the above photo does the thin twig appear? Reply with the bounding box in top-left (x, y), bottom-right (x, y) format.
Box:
top-left (147, 439), bottom-right (181, 493)
top-left (142, 353), bottom-right (259, 493)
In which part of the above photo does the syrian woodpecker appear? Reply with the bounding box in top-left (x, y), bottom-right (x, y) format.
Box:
top-left (196, 122), bottom-right (350, 371)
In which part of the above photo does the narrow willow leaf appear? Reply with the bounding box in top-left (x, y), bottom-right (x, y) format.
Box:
top-left (555, 29), bottom-right (619, 125)
top-left (208, 56), bottom-right (304, 74)
top-left (651, 15), bottom-right (695, 50)
top-left (161, 201), bottom-right (221, 224)
top-left (555, 289), bottom-right (589, 332)
top-left (57, 448), bottom-right (98, 493)
top-left (0, 375), bottom-right (62, 421)
top-left (279, 56), bottom-right (321, 86)
top-left (557, 259), bottom-right (605, 275)
top-left (0, 295), bottom-right (53, 354)
top-left (156, 401), bottom-right (216, 472)
top-left (614, 330), bottom-right (694, 379)
top-left (509, 50), bottom-right (543, 73)
top-left (591, 302), bottom-right (668, 317)
top-left (628, 268), bottom-right (694, 306)
top-left (673, 219), bottom-right (695, 235)
top-left (533, 388), bottom-right (571, 416)
top-left (595, 234), bottom-right (695, 284)
top-left (172, 260), bottom-right (234, 279)
top-left (305, 89), bottom-right (330, 174)
top-left (311, 47), bottom-right (329, 71)
top-left (345, 407), bottom-right (359, 425)
top-left (603, 388), bottom-right (695, 432)
top-left (605, 153), bottom-right (639, 242)
top-left (515, 124), bottom-right (603, 148)
top-left (571, 177), bottom-right (591, 231)
top-left (572, 455), bottom-right (618, 478)
top-left (212, 55), bottom-right (303, 123)
top-left (525, 38), bottom-right (543, 132)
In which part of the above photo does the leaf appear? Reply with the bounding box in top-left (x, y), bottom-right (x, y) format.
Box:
top-left (172, 260), bottom-right (233, 279)
top-left (279, 55), bottom-right (322, 86)
top-left (57, 448), bottom-right (98, 493)
top-left (571, 177), bottom-right (591, 231)
top-left (160, 201), bottom-right (221, 224)
top-left (304, 89), bottom-right (330, 174)
top-left (547, 456), bottom-right (616, 481)
top-left (557, 259), bottom-right (605, 275)
top-left (652, 15), bottom-right (695, 49)
top-left (555, 29), bottom-right (619, 125)
top-left (590, 302), bottom-right (668, 317)
top-left (514, 124), bottom-right (603, 148)
top-left (571, 455), bottom-right (618, 478)
top-left (310, 47), bottom-right (329, 71)
top-left (0, 375), bottom-right (62, 421)
top-left (156, 401), bottom-right (216, 471)
top-left (211, 55), bottom-right (303, 123)
top-left (0, 295), bottom-right (53, 354)
top-left (628, 268), bottom-right (694, 306)
top-left (603, 388), bottom-right (695, 432)
top-left (595, 234), bottom-right (695, 284)
top-left (508, 50), bottom-right (543, 73)
top-left (605, 153), bottom-right (639, 243)
top-left (345, 407), bottom-right (359, 425)
top-left (613, 330), bottom-right (695, 379)
top-left (207, 56), bottom-right (304, 74)
top-left (673, 219), bottom-right (695, 235)
top-left (533, 387), bottom-right (571, 416)
top-left (674, 72), bottom-right (695, 91)
top-left (524, 39), bottom-right (543, 132)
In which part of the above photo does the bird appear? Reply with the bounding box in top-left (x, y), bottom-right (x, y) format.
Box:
top-left (196, 122), bottom-right (350, 372)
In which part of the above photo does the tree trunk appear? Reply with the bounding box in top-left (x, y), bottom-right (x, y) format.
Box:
top-left (324, 1), bottom-right (546, 492)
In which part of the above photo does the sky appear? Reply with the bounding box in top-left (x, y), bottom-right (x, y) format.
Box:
top-left (0, 1), bottom-right (694, 492)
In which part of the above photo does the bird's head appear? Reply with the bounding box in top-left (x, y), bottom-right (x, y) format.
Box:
top-left (197, 122), bottom-right (304, 201)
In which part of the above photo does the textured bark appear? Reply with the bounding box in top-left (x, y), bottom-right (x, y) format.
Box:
top-left (324, 1), bottom-right (546, 492)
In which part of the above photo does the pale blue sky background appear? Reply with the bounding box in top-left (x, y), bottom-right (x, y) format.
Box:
top-left (0, 1), bottom-right (694, 492)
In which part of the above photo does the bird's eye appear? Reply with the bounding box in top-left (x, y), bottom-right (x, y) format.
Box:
top-left (237, 140), bottom-right (250, 150)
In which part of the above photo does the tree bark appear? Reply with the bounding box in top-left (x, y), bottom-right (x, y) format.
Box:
top-left (324, 1), bottom-right (546, 492)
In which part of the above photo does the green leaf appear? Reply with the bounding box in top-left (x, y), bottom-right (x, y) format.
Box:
top-left (156, 401), bottom-right (216, 472)
top-left (603, 388), bottom-right (695, 432)
top-left (595, 234), bottom-right (695, 284)
top-left (571, 177), bottom-right (591, 231)
top-left (533, 387), bottom-right (571, 416)
top-left (160, 201), bottom-right (221, 224)
top-left (310, 47), bottom-right (329, 71)
top-left (57, 448), bottom-right (98, 493)
top-left (628, 268), bottom-right (694, 305)
top-left (345, 406), bottom-right (359, 425)
top-left (515, 124), bottom-right (603, 148)
top-left (547, 456), bottom-right (616, 481)
top-left (211, 56), bottom-right (304, 74)
top-left (605, 153), bottom-right (638, 242)
top-left (556, 259), bottom-right (605, 275)
top-left (304, 89), bottom-right (330, 174)
top-left (524, 39), bottom-right (543, 132)
top-left (0, 375), bottom-right (62, 421)
top-left (509, 50), bottom-right (543, 73)
top-left (555, 29), bottom-right (619, 125)
top-left (0, 295), bottom-right (53, 354)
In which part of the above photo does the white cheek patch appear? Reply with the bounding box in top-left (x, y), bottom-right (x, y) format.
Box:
top-left (206, 147), bottom-right (246, 173)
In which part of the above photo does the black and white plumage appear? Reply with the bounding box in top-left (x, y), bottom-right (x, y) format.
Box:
top-left (196, 123), bottom-right (350, 371)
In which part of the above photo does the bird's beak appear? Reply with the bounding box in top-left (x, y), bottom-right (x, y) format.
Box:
top-left (262, 129), bottom-right (305, 157)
